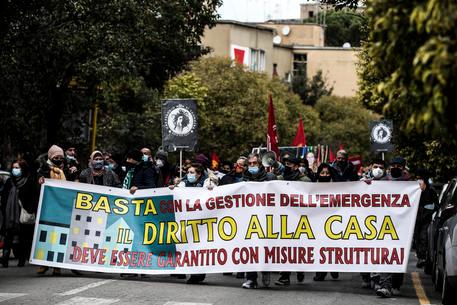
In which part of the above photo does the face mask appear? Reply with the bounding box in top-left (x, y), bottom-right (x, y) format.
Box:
top-left (299, 166), bottom-right (306, 174)
top-left (284, 166), bottom-right (294, 176)
top-left (187, 174), bottom-right (197, 183)
top-left (92, 160), bottom-right (104, 170)
top-left (142, 154), bottom-right (149, 162)
top-left (108, 163), bottom-right (116, 170)
top-left (390, 167), bottom-right (402, 178)
top-left (66, 156), bottom-right (75, 161)
top-left (12, 168), bottom-right (22, 177)
top-left (319, 175), bottom-right (332, 182)
top-left (156, 159), bottom-right (164, 168)
top-left (248, 166), bottom-right (259, 175)
top-left (372, 168), bottom-right (384, 179)
top-left (52, 159), bottom-right (63, 167)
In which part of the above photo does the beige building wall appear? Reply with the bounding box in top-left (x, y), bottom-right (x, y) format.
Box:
top-left (272, 46), bottom-right (293, 80)
top-left (295, 47), bottom-right (359, 97)
top-left (260, 23), bottom-right (324, 47)
top-left (202, 22), bottom-right (276, 76)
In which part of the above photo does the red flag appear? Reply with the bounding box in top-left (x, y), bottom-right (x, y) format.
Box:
top-left (210, 151), bottom-right (220, 170)
top-left (292, 116), bottom-right (307, 147)
top-left (329, 147), bottom-right (335, 163)
top-left (267, 95), bottom-right (280, 158)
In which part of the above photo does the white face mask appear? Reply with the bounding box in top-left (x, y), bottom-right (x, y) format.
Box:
top-left (372, 167), bottom-right (384, 179)
top-left (156, 159), bottom-right (164, 168)
top-left (306, 153), bottom-right (315, 167)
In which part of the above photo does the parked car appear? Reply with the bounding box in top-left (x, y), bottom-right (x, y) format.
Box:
top-left (427, 177), bottom-right (457, 304)
top-left (425, 182), bottom-right (450, 274)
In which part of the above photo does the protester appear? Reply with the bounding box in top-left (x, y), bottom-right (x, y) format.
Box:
top-left (36, 145), bottom-right (67, 275)
top-left (79, 150), bottom-right (121, 187)
top-left (241, 153), bottom-right (276, 289)
top-left (0, 159), bottom-right (38, 268)
top-left (376, 156), bottom-right (410, 298)
top-left (64, 146), bottom-right (80, 182)
top-left (360, 158), bottom-right (387, 289)
top-left (170, 163), bottom-right (209, 284)
top-left (414, 168), bottom-right (438, 268)
top-left (330, 150), bottom-right (359, 181)
top-left (275, 156), bottom-right (309, 286)
top-left (104, 152), bottom-right (126, 182)
top-left (313, 163), bottom-right (339, 281)
top-left (123, 149), bottom-right (156, 194)
top-left (154, 150), bottom-right (172, 187)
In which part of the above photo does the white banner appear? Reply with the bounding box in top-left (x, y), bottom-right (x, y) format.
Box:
top-left (31, 180), bottom-right (420, 274)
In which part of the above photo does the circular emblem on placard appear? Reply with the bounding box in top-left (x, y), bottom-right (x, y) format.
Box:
top-left (371, 122), bottom-right (392, 144)
top-left (164, 104), bottom-right (197, 137)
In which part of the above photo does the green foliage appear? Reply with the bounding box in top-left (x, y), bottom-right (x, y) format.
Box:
top-left (0, 0), bottom-right (221, 160)
top-left (164, 57), bottom-right (321, 160)
top-left (321, 0), bottom-right (361, 10)
top-left (304, 10), bottom-right (367, 47)
top-left (292, 70), bottom-right (333, 106)
top-left (358, 0), bottom-right (457, 181)
top-left (314, 96), bottom-right (378, 160)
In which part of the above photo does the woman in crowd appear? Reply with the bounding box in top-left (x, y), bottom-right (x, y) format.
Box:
top-left (0, 159), bottom-right (38, 267)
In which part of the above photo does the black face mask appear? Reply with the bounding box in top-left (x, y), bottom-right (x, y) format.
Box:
top-left (318, 175), bottom-right (332, 182)
top-left (337, 160), bottom-right (348, 168)
top-left (52, 159), bottom-right (63, 167)
top-left (390, 167), bottom-right (403, 178)
top-left (284, 166), bottom-right (294, 176)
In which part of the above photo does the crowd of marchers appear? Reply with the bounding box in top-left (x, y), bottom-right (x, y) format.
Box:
top-left (0, 145), bottom-right (439, 299)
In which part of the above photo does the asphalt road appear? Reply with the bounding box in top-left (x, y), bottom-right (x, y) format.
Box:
top-left (0, 252), bottom-right (442, 305)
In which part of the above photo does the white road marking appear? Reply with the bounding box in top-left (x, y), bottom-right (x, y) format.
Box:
top-left (55, 279), bottom-right (115, 296)
top-left (164, 302), bottom-right (213, 305)
top-left (0, 293), bottom-right (27, 302)
top-left (55, 297), bottom-right (119, 305)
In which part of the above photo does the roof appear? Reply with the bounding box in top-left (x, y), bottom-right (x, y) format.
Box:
top-left (216, 20), bottom-right (274, 32)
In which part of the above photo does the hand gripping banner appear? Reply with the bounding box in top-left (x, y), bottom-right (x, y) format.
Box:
top-left (31, 180), bottom-right (421, 274)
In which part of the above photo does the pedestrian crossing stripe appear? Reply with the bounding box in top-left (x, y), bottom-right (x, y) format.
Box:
top-left (55, 297), bottom-right (119, 305)
top-left (0, 293), bottom-right (27, 303)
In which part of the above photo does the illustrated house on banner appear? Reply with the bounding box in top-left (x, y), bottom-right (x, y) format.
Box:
top-left (66, 204), bottom-right (108, 264)
top-left (103, 218), bottom-right (134, 268)
top-left (34, 224), bottom-right (70, 264)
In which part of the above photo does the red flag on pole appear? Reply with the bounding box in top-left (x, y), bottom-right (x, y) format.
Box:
top-left (267, 95), bottom-right (280, 158)
top-left (292, 116), bottom-right (307, 147)
top-left (210, 151), bottom-right (220, 170)
top-left (329, 147), bottom-right (335, 163)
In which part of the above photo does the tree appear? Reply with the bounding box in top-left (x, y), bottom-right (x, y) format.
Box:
top-left (165, 57), bottom-right (321, 160)
top-left (314, 96), bottom-right (379, 160)
top-left (292, 69), bottom-right (333, 106)
top-left (303, 10), bottom-right (367, 47)
top-left (357, 0), bottom-right (457, 181)
top-left (0, 0), bottom-right (221, 161)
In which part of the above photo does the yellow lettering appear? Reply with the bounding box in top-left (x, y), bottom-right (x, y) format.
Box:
top-left (143, 199), bottom-right (157, 215)
top-left (202, 218), bottom-right (217, 242)
top-left (245, 215), bottom-right (265, 239)
top-left (364, 216), bottom-right (377, 240)
top-left (187, 219), bottom-right (201, 242)
top-left (75, 193), bottom-right (93, 210)
top-left (113, 198), bottom-right (128, 215)
top-left (218, 217), bottom-right (236, 241)
top-left (325, 215), bottom-right (342, 239)
top-left (378, 216), bottom-right (398, 240)
top-left (143, 223), bottom-right (157, 245)
top-left (166, 222), bottom-right (180, 244)
top-left (343, 216), bottom-right (363, 239)
top-left (93, 196), bottom-right (110, 213)
top-left (293, 215), bottom-right (315, 239)
top-left (266, 215), bottom-right (279, 238)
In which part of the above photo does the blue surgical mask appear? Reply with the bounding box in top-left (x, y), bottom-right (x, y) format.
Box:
top-left (92, 160), bottom-right (104, 170)
top-left (187, 174), bottom-right (197, 183)
top-left (248, 166), bottom-right (259, 174)
top-left (142, 154), bottom-right (149, 162)
top-left (12, 168), bottom-right (22, 177)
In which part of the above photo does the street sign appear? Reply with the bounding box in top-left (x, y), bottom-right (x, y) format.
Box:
top-left (161, 99), bottom-right (198, 152)
top-left (370, 120), bottom-right (394, 152)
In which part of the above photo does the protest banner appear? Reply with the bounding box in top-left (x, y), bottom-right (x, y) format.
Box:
top-left (31, 180), bottom-right (421, 274)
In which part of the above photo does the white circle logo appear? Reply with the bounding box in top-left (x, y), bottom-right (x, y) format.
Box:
top-left (165, 104), bottom-right (196, 137)
top-left (371, 123), bottom-right (392, 144)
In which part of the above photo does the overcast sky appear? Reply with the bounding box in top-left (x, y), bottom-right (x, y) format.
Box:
top-left (218, 0), bottom-right (313, 22)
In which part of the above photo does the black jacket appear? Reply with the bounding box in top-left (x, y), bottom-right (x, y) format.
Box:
top-left (330, 161), bottom-right (359, 182)
top-left (1, 176), bottom-right (39, 217)
top-left (242, 167), bottom-right (277, 182)
top-left (132, 162), bottom-right (156, 189)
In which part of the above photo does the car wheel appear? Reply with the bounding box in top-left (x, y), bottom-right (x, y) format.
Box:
top-left (442, 270), bottom-right (456, 305)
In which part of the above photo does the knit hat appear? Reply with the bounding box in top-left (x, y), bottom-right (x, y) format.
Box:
top-left (90, 150), bottom-right (103, 161)
top-left (48, 145), bottom-right (64, 160)
top-left (195, 154), bottom-right (209, 167)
